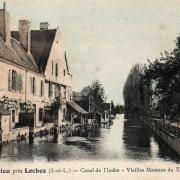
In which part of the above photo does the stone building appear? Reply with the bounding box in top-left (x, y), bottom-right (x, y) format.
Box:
top-left (12, 21), bottom-right (73, 127)
top-left (0, 4), bottom-right (78, 141)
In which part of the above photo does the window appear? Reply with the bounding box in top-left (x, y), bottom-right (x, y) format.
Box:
top-left (55, 84), bottom-right (60, 98)
top-left (8, 70), bottom-right (23, 92)
top-left (12, 70), bottom-right (18, 91)
top-left (64, 69), bottom-right (66, 76)
top-left (40, 80), bottom-right (44, 96)
top-left (49, 82), bottom-right (53, 97)
top-left (18, 74), bottom-right (23, 92)
top-left (52, 61), bottom-right (54, 75)
top-left (8, 70), bottom-right (12, 90)
top-left (39, 108), bottom-right (43, 122)
top-left (30, 77), bottom-right (36, 94)
top-left (63, 87), bottom-right (66, 99)
top-left (12, 110), bottom-right (15, 123)
top-left (55, 63), bottom-right (58, 77)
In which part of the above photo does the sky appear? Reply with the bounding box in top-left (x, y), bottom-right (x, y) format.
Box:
top-left (3, 0), bottom-right (180, 104)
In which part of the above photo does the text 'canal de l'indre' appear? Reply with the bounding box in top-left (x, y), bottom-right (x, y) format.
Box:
top-left (1, 167), bottom-right (180, 174)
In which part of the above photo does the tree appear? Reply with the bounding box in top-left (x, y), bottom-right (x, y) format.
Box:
top-left (82, 79), bottom-right (106, 113)
top-left (133, 34), bottom-right (180, 118)
top-left (114, 104), bottom-right (124, 114)
top-left (123, 64), bottom-right (145, 114)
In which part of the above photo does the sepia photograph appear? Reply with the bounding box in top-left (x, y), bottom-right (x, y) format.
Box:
top-left (0, 0), bottom-right (180, 179)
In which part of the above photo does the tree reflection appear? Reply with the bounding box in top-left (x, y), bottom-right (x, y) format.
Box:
top-left (123, 116), bottom-right (152, 160)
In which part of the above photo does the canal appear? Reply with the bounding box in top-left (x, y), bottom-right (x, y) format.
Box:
top-left (0, 114), bottom-right (179, 162)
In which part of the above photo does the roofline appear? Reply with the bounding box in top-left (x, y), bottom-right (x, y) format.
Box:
top-left (45, 79), bottom-right (72, 87)
top-left (43, 29), bottom-right (58, 73)
top-left (0, 57), bottom-right (45, 77)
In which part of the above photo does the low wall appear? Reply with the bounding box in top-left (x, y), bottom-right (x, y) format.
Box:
top-left (33, 123), bottom-right (54, 134)
top-left (1, 127), bottom-right (29, 143)
top-left (142, 118), bottom-right (180, 156)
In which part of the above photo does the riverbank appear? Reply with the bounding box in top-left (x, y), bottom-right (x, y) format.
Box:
top-left (141, 116), bottom-right (180, 157)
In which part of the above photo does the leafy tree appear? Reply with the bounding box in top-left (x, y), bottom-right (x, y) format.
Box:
top-left (114, 104), bottom-right (124, 114)
top-left (134, 34), bottom-right (180, 118)
top-left (89, 79), bottom-right (106, 113)
top-left (82, 79), bottom-right (106, 113)
top-left (123, 64), bottom-right (145, 114)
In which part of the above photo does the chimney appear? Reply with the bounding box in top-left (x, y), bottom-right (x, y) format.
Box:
top-left (40, 22), bottom-right (49, 30)
top-left (3, 2), bottom-right (5, 10)
top-left (19, 20), bottom-right (31, 53)
top-left (0, 2), bottom-right (11, 45)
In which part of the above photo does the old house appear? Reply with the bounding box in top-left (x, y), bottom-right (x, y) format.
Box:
top-left (73, 91), bottom-right (102, 126)
top-left (12, 22), bottom-right (73, 127)
top-left (0, 3), bottom-right (89, 142)
top-left (66, 101), bottom-right (88, 125)
top-left (73, 91), bottom-right (89, 112)
top-left (0, 4), bottom-right (77, 141)
top-left (0, 6), bottom-right (45, 140)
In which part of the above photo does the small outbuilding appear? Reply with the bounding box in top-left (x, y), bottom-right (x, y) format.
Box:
top-left (66, 101), bottom-right (88, 125)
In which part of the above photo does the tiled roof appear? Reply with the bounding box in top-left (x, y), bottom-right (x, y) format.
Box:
top-left (0, 37), bottom-right (40, 73)
top-left (67, 101), bottom-right (88, 114)
top-left (12, 29), bottom-right (57, 73)
top-left (30, 29), bottom-right (57, 73)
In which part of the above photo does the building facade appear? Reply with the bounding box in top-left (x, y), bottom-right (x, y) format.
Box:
top-left (0, 4), bottom-right (76, 141)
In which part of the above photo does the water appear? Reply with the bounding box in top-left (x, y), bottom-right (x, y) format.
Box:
top-left (0, 114), bottom-right (179, 162)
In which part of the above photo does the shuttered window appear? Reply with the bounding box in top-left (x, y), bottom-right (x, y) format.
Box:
top-left (8, 70), bottom-right (12, 90)
top-left (55, 63), bottom-right (58, 77)
top-left (40, 80), bottom-right (44, 96)
top-left (12, 70), bottom-right (18, 91)
top-left (49, 82), bottom-right (53, 97)
top-left (8, 70), bottom-right (23, 93)
top-left (18, 74), bottom-right (23, 92)
top-left (30, 77), bottom-right (36, 94)
top-left (55, 84), bottom-right (60, 98)
top-left (12, 110), bottom-right (15, 123)
top-left (63, 87), bottom-right (66, 99)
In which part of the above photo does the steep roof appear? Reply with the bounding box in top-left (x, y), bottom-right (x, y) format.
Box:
top-left (64, 52), bottom-right (70, 74)
top-left (12, 29), bottom-right (57, 73)
top-left (0, 37), bottom-right (39, 73)
top-left (30, 29), bottom-right (57, 73)
top-left (67, 101), bottom-right (88, 114)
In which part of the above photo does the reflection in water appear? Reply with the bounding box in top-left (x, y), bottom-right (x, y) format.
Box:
top-left (0, 115), bottom-right (179, 162)
top-left (123, 117), bottom-right (152, 160)
top-left (123, 116), bottom-right (179, 163)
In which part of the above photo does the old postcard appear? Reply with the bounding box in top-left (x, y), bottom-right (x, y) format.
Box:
top-left (0, 0), bottom-right (180, 180)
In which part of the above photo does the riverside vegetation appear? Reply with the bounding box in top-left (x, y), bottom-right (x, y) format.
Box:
top-left (123, 34), bottom-right (180, 120)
